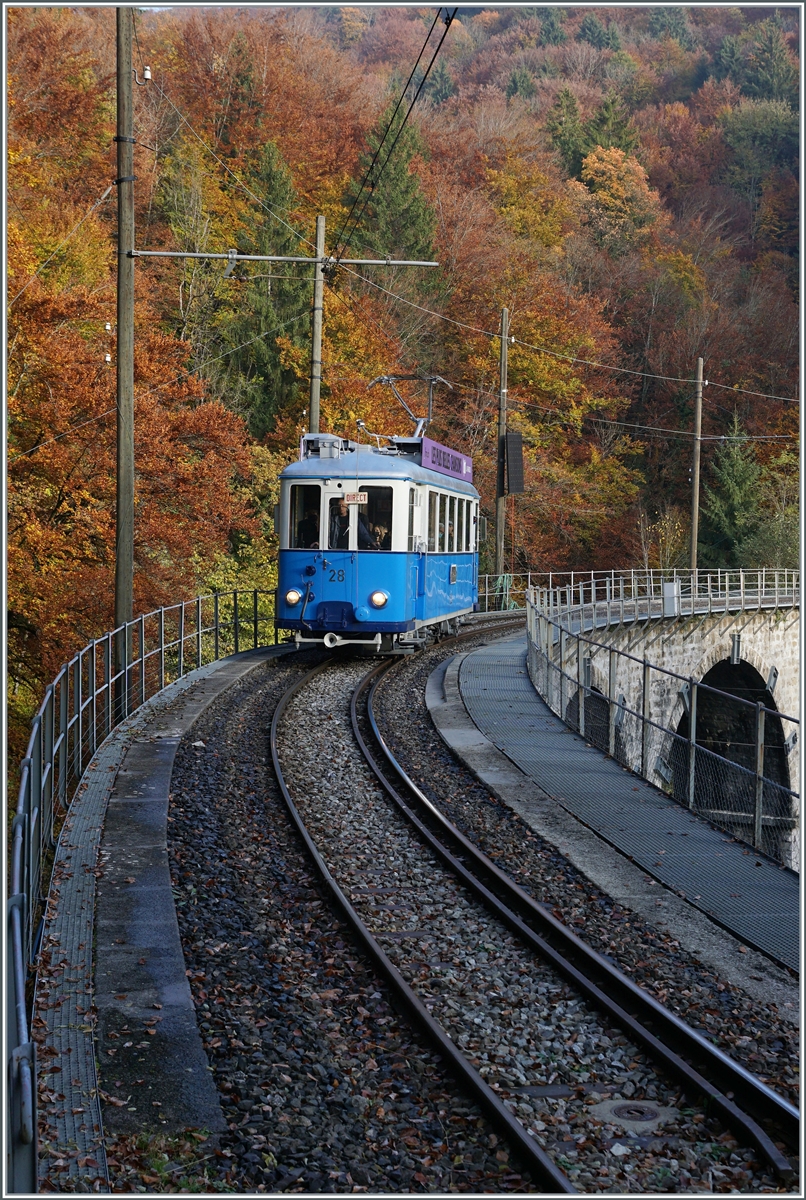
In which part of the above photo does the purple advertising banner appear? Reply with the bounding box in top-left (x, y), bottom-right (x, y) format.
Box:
top-left (421, 436), bottom-right (473, 483)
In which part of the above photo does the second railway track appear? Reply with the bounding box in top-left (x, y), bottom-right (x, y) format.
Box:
top-left (272, 642), bottom-right (798, 1193)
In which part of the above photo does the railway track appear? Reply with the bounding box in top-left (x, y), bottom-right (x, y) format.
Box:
top-left (271, 639), bottom-right (798, 1193)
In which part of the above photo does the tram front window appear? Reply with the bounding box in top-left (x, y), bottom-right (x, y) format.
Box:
top-left (290, 484), bottom-right (321, 548)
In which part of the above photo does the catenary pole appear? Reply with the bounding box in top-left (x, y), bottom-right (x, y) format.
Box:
top-left (115, 7), bottom-right (135, 711)
top-left (690, 356), bottom-right (703, 571)
top-left (309, 215), bottom-right (325, 435)
top-left (495, 307), bottom-right (509, 576)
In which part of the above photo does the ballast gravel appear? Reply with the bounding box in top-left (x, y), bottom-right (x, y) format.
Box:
top-left (99, 627), bottom-right (798, 1194)
top-left (374, 641), bottom-right (799, 1110)
top-left (276, 657), bottom-right (793, 1194)
top-left (154, 649), bottom-right (534, 1193)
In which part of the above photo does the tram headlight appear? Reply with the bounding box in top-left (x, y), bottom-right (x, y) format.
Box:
top-left (369, 590), bottom-right (389, 609)
top-left (285, 588), bottom-right (303, 606)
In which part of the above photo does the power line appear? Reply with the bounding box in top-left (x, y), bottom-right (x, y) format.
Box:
top-left (338, 265), bottom-right (800, 405)
top-left (334, 8), bottom-right (457, 264)
top-left (330, 7), bottom-right (443, 262)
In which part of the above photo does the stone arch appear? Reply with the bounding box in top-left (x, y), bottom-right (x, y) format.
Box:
top-left (669, 657), bottom-right (792, 861)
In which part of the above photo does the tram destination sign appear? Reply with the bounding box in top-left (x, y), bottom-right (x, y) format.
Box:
top-left (421, 436), bottom-right (473, 482)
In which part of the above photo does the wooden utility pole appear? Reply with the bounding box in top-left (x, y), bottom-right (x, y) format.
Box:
top-left (309, 215), bottom-right (325, 435)
top-left (115, 7), bottom-right (135, 705)
top-left (690, 356), bottom-right (703, 571)
top-left (495, 307), bottom-right (508, 576)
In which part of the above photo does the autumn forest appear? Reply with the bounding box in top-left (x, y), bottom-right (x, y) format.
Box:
top-left (7, 5), bottom-right (800, 758)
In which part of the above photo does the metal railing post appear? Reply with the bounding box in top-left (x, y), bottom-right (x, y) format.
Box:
top-left (214, 592), bottom-right (220, 660)
top-left (138, 614), bottom-right (146, 707)
top-left (688, 678), bottom-right (697, 810)
top-left (754, 704), bottom-right (765, 850)
top-left (234, 590), bottom-right (240, 655)
top-left (73, 656), bottom-right (82, 778)
top-left (641, 659), bottom-right (651, 779)
top-left (560, 628), bottom-right (566, 721)
top-left (196, 596), bottom-right (202, 668)
top-left (88, 644), bottom-right (97, 758)
top-left (608, 647), bottom-right (616, 757)
top-left (30, 718), bottom-right (42, 876)
top-left (42, 686), bottom-right (55, 845)
top-left (102, 635), bottom-right (112, 742)
top-left (58, 668), bottom-right (69, 809)
top-left (158, 608), bottom-right (165, 691)
top-left (178, 603), bottom-right (185, 679)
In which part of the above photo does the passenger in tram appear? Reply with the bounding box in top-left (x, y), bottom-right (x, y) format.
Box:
top-left (329, 498), bottom-right (378, 550)
top-left (297, 507), bottom-right (320, 549)
top-left (373, 523), bottom-right (391, 551)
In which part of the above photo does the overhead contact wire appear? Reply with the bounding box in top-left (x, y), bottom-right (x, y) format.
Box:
top-left (331, 8), bottom-right (443, 262)
top-left (334, 8), bottom-right (457, 263)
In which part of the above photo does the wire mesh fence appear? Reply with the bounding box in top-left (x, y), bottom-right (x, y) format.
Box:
top-left (526, 590), bottom-right (800, 874)
top-left (7, 589), bottom-right (277, 1194)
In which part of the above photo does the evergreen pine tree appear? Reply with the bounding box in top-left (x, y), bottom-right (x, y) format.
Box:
top-left (537, 8), bottom-right (566, 46)
top-left (224, 143), bottom-right (311, 439)
top-left (342, 102), bottom-right (436, 263)
top-left (507, 67), bottom-right (536, 101)
top-left (578, 13), bottom-right (609, 50)
top-left (648, 7), bottom-right (696, 50)
top-left (426, 59), bottom-right (455, 105)
top-left (744, 18), bottom-right (798, 106)
top-left (545, 87), bottom-right (586, 177)
top-left (699, 416), bottom-right (762, 567)
top-left (581, 94), bottom-right (639, 157)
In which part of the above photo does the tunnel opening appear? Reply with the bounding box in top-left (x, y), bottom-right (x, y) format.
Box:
top-left (671, 659), bottom-right (792, 860)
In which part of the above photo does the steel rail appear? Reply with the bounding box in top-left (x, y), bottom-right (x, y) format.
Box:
top-left (356, 661), bottom-right (798, 1182)
top-left (269, 656), bottom-right (577, 1194)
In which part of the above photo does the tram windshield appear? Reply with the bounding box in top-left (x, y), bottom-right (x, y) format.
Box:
top-left (290, 484), bottom-right (321, 548)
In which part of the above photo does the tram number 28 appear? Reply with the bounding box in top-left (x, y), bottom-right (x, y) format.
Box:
top-left (329, 569), bottom-right (346, 582)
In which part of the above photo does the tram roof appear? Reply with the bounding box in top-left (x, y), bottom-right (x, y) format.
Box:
top-left (281, 435), bottom-right (479, 496)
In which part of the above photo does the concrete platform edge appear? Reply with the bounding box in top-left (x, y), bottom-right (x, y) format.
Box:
top-left (425, 655), bottom-right (798, 1023)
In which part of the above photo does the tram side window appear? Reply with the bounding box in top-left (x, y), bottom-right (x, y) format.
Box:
top-left (359, 486), bottom-right (393, 550)
top-left (428, 492), bottom-right (437, 552)
top-left (408, 488), bottom-right (416, 552)
top-left (290, 484), bottom-right (321, 548)
top-left (438, 494), bottom-right (447, 552)
top-left (448, 496), bottom-right (456, 552)
top-left (465, 500), bottom-right (472, 551)
top-left (456, 498), bottom-right (464, 553)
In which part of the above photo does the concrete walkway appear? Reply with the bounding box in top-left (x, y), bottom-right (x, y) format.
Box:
top-left (36, 646), bottom-right (292, 1192)
top-left (426, 637), bottom-right (798, 1013)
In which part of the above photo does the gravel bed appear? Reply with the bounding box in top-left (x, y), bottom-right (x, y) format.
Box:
top-left (156, 650), bottom-right (535, 1193)
top-left (277, 657), bottom-right (790, 1194)
top-left (373, 641), bottom-right (799, 1100)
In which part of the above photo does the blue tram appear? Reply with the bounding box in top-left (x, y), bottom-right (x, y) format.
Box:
top-left (276, 432), bottom-right (480, 650)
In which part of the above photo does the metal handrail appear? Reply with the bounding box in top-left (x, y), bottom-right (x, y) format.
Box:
top-left (7, 589), bottom-right (277, 1194)
top-left (525, 578), bottom-right (800, 871)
